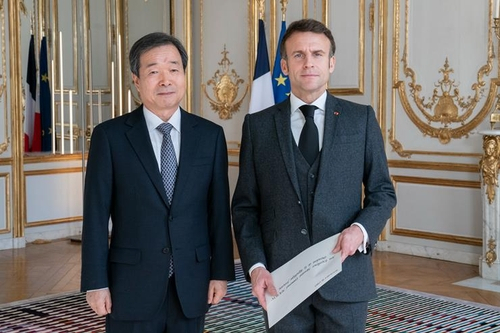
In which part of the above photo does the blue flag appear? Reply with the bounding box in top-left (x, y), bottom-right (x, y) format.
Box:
top-left (39, 36), bottom-right (52, 152)
top-left (272, 20), bottom-right (290, 104)
top-left (249, 19), bottom-right (274, 113)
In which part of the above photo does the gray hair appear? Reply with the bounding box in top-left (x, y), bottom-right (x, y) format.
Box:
top-left (129, 32), bottom-right (188, 77)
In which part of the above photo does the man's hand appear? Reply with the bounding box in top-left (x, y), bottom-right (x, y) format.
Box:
top-left (86, 289), bottom-right (112, 316)
top-left (250, 267), bottom-right (278, 311)
top-left (207, 280), bottom-right (228, 305)
top-left (332, 224), bottom-right (364, 262)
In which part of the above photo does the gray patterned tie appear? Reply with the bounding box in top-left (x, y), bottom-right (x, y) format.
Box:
top-left (157, 122), bottom-right (177, 277)
top-left (157, 123), bottom-right (177, 205)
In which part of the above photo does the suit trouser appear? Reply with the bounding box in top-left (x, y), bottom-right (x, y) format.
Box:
top-left (105, 276), bottom-right (205, 333)
top-left (265, 290), bottom-right (368, 333)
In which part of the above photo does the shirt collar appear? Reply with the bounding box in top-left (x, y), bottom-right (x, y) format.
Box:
top-left (143, 106), bottom-right (181, 133)
top-left (289, 91), bottom-right (327, 115)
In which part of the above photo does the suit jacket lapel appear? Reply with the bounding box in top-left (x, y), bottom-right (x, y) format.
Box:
top-left (125, 107), bottom-right (170, 207)
top-left (318, 93), bottom-right (341, 178)
top-left (274, 100), bottom-right (301, 198)
top-left (171, 109), bottom-right (198, 205)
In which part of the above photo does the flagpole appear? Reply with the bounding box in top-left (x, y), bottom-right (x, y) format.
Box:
top-left (51, 59), bottom-right (55, 154)
top-left (59, 31), bottom-right (64, 154)
top-left (111, 61), bottom-right (115, 118)
top-left (98, 90), bottom-right (102, 123)
top-left (118, 35), bottom-right (123, 116)
top-left (128, 89), bottom-right (131, 113)
top-left (69, 90), bottom-right (73, 153)
top-left (88, 30), bottom-right (94, 131)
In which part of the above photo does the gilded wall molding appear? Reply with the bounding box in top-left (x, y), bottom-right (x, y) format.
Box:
top-left (391, 175), bottom-right (482, 246)
top-left (479, 135), bottom-right (500, 204)
top-left (485, 237), bottom-right (497, 267)
top-left (0, 1), bottom-right (9, 156)
top-left (0, 173), bottom-right (11, 234)
top-left (324, 0), bottom-right (365, 96)
top-left (24, 167), bottom-right (83, 227)
top-left (391, 0), bottom-right (498, 157)
top-left (203, 46), bottom-right (248, 120)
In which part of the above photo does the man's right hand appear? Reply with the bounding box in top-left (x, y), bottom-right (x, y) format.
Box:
top-left (86, 289), bottom-right (112, 316)
top-left (250, 267), bottom-right (278, 311)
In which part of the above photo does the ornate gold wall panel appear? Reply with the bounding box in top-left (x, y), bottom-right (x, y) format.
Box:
top-left (324, 0), bottom-right (366, 95)
top-left (0, 173), bottom-right (11, 234)
top-left (24, 167), bottom-right (83, 227)
top-left (0, 1), bottom-right (8, 157)
top-left (390, 0), bottom-right (498, 158)
top-left (391, 175), bottom-right (482, 246)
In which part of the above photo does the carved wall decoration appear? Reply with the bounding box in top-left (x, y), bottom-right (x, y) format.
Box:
top-left (485, 237), bottom-right (497, 267)
top-left (202, 46), bottom-right (248, 120)
top-left (479, 135), bottom-right (500, 204)
top-left (399, 55), bottom-right (490, 145)
top-left (391, 0), bottom-right (497, 157)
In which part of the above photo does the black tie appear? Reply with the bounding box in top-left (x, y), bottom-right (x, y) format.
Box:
top-left (298, 105), bottom-right (319, 165)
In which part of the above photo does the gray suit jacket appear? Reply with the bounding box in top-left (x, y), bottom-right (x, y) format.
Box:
top-left (232, 94), bottom-right (396, 302)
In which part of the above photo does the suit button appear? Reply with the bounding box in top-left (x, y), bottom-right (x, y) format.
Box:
top-left (301, 229), bottom-right (307, 235)
top-left (162, 247), bottom-right (170, 254)
top-left (298, 200), bottom-right (302, 205)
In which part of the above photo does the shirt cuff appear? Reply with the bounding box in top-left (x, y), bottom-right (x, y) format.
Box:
top-left (86, 287), bottom-right (109, 292)
top-left (249, 262), bottom-right (266, 276)
top-left (352, 222), bottom-right (369, 254)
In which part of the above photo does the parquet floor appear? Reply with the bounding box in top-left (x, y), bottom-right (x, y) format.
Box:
top-left (1, 239), bottom-right (500, 308)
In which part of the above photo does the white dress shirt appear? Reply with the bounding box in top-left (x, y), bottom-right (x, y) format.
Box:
top-left (143, 106), bottom-right (181, 169)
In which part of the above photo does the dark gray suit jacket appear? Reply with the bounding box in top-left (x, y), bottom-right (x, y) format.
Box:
top-left (81, 106), bottom-right (235, 320)
top-left (232, 94), bottom-right (396, 302)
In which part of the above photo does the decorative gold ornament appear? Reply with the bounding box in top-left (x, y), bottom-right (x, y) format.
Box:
top-left (390, 1), bottom-right (496, 157)
top-left (490, 95), bottom-right (500, 129)
top-left (479, 135), bottom-right (500, 204)
top-left (485, 237), bottom-right (497, 267)
top-left (203, 46), bottom-right (248, 120)
top-left (402, 58), bottom-right (486, 144)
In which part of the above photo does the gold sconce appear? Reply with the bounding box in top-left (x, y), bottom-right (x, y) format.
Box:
top-left (203, 45), bottom-right (248, 120)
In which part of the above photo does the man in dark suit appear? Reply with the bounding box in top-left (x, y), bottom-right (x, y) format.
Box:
top-left (81, 32), bottom-right (235, 333)
top-left (232, 19), bottom-right (396, 332)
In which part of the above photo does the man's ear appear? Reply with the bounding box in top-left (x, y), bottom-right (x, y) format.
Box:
top-left (329, 56), bottom-right (336, 74)
top-left (281, 58), bottom-right (288, 75)
top-left (132, 74), bottom-right (140, 91)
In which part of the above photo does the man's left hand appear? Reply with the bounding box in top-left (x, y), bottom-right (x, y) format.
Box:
top-left (207, 280), bottom-right (227, 304)
top-left (332, 225), bottom-right (364, 262)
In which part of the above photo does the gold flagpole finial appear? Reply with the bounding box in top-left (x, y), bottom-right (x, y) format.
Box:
top-left (280, 0), bottom-right (288, 21)
top-left (257, 0), bottom-right (265, 21)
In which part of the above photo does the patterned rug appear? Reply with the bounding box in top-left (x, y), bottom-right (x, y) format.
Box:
top-left (1, 264), bottom-right (500, 332)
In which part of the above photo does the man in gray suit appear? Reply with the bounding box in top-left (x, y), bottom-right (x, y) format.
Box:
top-left (232, 19), bottom-right (396, 332)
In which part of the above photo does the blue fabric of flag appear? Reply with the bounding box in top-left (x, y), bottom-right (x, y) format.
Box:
top-left (272, 20), bottom-right (290, 104)
top-left (39, 36), bottom-right (52, 152)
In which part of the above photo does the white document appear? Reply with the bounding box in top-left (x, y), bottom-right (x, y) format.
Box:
top-left (265, 233), bottom-right (342, 328)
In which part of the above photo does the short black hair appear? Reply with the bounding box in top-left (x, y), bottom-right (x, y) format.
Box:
top-left (129, 32), bottom-right (188, 77)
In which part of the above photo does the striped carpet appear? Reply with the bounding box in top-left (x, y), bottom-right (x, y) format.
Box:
top-left (1, 264), bottom-right (500, 332)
